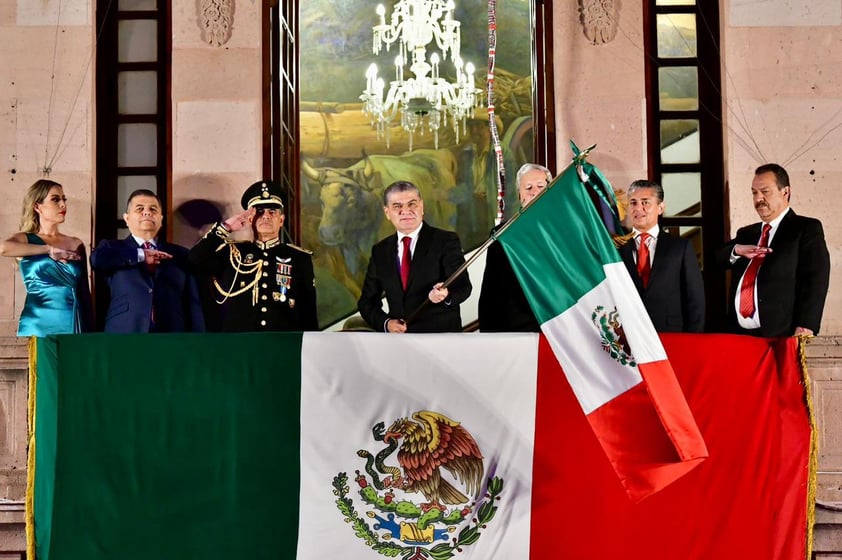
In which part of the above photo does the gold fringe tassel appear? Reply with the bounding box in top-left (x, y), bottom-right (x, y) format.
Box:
top-left (798, 335), bottom-right (818, 560)
top-left (25, 337), bottom-right (37, 560)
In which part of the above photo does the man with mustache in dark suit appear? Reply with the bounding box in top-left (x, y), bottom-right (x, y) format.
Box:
top-left (720, 163), bottom-right (830, 337)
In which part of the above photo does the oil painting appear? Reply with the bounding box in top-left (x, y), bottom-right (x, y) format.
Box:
top-left (297, 0), bottom-right (535, 326)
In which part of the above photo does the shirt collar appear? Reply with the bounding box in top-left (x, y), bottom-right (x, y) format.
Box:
top-left (398, 224), bottom-right (423, 243)
top-left (765, 207), bottom-right (790, 231)
top-left (132, 235), bottom-right (156, 248)
top-left (633, 224), bottom-right (660, 239)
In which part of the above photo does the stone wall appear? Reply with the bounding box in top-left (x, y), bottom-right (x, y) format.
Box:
top-left (551, 0), bottom-right (648, 194)
top-left (169, 1), bottom-right (264, 248)
top-left (0, 339), bottom-right (26, 555)
top-left (0, 1), bottom-right (95, 337)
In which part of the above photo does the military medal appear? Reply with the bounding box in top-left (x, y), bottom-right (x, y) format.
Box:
top-left (278, 276), bottom-right (291, 302)
top-left (276, 258), bottom-right (292, 303)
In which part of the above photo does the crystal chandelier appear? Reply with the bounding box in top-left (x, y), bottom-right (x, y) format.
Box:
top-left (360, 0), bottom-right (483, 151)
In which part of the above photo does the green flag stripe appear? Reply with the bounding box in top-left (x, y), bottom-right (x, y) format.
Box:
top-left (497, 164), bottom-right (622, 323)
top-left (35, 338), bottom-right (60, 560)
top-left (39, 333), bottom-right (303, 560)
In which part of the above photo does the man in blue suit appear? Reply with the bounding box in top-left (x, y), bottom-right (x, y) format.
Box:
top-left (91, 189), bottom-right (205, 333)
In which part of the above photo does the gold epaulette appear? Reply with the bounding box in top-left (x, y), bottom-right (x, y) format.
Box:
top-left (286, 242), bottom-right (313, 255)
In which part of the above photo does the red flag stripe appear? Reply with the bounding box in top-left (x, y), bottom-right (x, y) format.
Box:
top-left (531, 333), bottom-right (811, 559)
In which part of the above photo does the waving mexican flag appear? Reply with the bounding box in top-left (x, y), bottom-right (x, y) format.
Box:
top-left (495, 162), bottom-right (708, 501)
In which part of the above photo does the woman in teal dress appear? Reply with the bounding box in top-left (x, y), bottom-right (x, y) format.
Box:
top-left (0, 179), bottom-right (93, 336)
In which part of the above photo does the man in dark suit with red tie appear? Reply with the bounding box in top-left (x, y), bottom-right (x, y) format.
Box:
top-left (619, 180), bottom-right (705, 333)
top-left (91, 189), bottom-right (205, 333)
top-left (357, 181), bottom-right (472, 333)
top-left (720, 163), bottom-right (830, 337)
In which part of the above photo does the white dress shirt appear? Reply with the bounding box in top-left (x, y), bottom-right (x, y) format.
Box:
top-left (632, 224), bottom-right (660, 267)
top-left (132, 235), bottom-right (157, 263)
top-left (734, 207), bottom-right (789, 329)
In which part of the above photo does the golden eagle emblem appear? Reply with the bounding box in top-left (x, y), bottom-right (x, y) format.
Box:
top-left (333, 410), bottom-right (503, 557)
top-left (383, 410), bottom-right (484, 511)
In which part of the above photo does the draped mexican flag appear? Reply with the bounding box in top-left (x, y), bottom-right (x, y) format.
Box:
top-left (28, 332), bottom-right (812, 560)
top-left (495, 163), bottom-right (708, 501)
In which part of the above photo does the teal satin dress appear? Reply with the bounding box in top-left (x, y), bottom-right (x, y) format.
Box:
top-left (17, 233), bottom-right (87, 336)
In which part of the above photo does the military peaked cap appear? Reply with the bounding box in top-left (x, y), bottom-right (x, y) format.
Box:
top-left (241, 180), bottom-right (285, 210)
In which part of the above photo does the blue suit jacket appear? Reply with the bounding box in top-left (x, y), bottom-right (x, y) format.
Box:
top-left (91, 237), bottom-right (205, 333)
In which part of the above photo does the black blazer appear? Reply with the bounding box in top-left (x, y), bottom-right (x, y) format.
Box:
top-left (478, 227), bottom-right (539, 332)
top-left (188, 227), bottom-right (318, 333)
top-left (620, 230), bottom-right (705, 333)
top-left (358, 223), bottom-right (472, 333)
top-left (719, 209), bottom-right (830, 337)
top-left (91, 236), bottom-right (206, 333)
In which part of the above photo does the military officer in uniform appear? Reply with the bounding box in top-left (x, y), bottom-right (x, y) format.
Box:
top-left (189, 180), bottom-right (318, 332)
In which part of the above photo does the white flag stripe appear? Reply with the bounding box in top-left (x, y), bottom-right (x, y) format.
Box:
top-left (541, 277), bottom-right (643, 414)
top-left (298, 333), bottom-right (539, 560)
top-left (604, 263), bottom-right (668, 364)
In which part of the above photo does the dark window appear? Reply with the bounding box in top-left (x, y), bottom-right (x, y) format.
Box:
top-left (95, 0), bottom-right (170, 323)
top-left (645, 0), bottom-right (726, 329)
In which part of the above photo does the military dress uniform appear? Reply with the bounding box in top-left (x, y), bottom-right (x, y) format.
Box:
top-left (189, 223), bottom-right (318, 332)
top-left (188, 179), bottom-right (318, 332)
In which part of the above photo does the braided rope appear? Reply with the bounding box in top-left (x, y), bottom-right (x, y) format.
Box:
top-left (486, 0), bottom-right (506, 226)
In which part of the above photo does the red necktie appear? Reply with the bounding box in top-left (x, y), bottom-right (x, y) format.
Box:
top-left (739, 224), bottom-right (771, 318)
top-left (142, 241), bottom-right (157, 274)
top-left (636, 233), bottom-right (651, 288)
top-left (400, 236), bottom-right (411, 290)
top-left (142, 241), bottom-right (157, 328)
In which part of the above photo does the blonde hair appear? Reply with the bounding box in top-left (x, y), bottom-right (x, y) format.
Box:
top-left (20, 179), bottom-right (62, 233)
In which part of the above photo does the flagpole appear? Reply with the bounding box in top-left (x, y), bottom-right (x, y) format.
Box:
top-left (406, 161), bottom-right (575, 326)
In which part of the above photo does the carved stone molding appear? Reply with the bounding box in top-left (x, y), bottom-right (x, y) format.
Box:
top-left (0, 338), bottom-right (27, 503)
top-left (199, 0), bottom-right (234, 47)
top-left (578, 0), bottom-right (619, 45)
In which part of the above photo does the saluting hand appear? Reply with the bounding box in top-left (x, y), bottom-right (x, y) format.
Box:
top-left (223, 208), bottom-right (256, 233)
